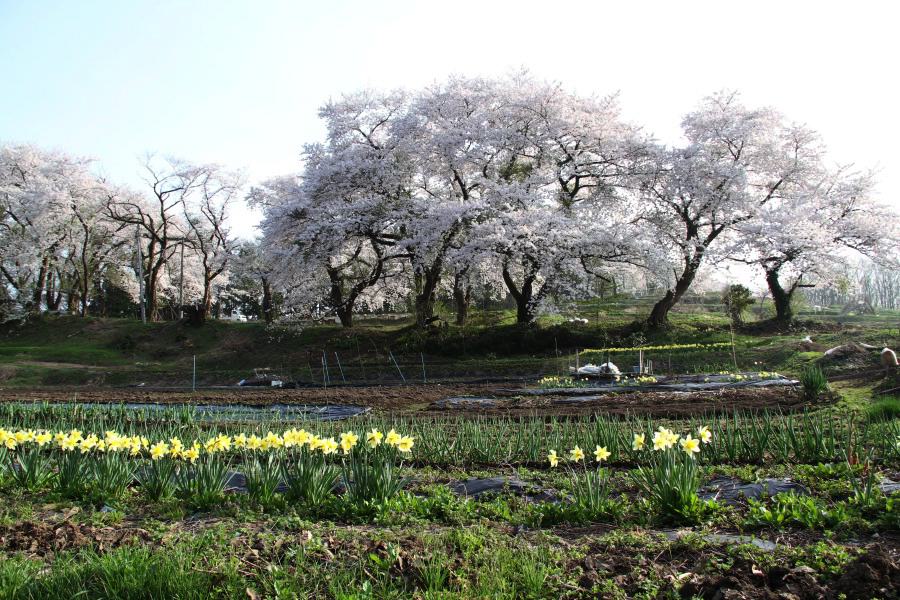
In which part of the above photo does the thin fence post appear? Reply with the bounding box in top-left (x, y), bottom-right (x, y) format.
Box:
top-left (555, 337), bottom-right (560, 376)
top-left (389, 350), bottom-right (406, 384)
top-left (322, 352), bottom-right (329, 388)
top-left (420, 352), bottom-right (427, 384)
top-left (355, 338), bottom-right (367, 382)
top-left (334, 352), bottom-right (346, 383)
top-left (192, 355), bottom-right (196, 391)
top-left (730, 324), bottom-right (739, 371)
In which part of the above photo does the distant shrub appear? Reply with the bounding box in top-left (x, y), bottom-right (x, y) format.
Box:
top-left (800, 365), bottom-right (829, 401)
top-left (722, 284), bottom-right (755, 326)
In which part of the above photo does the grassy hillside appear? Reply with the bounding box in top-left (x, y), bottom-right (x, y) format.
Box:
top-left (0, 304), bottom-right (898, 388)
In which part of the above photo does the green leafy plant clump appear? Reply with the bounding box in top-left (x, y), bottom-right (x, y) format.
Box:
top-left (800, 364), bottom-right (829, 401)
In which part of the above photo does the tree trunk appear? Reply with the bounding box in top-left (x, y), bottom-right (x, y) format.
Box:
top-left (47, 277), bottom-right (63, 312)
top-left (45, 272), bottom-right (58, 311)
top-left (261, 277), bottom-right (274, 324)
top-left (67, 289), bottom-right (79, 314)
top-left (326, 269), bottom-right (360, 328)
top-left (452, 272), bottom-right (471, 326)
top-left (766, 267), bottom-right (794, 323)
top-left (501, 262), bottom-right (536, 324)
top-left (414, 265), bottom-right (442, 328)
top-left (335, 305), bottom-right (354, 327)
top-left (647, 261), bottom-right (700, 330)
top-left (195, 283), bottom-right (213, 324)
top-left (146, 268), bottom-right (161, 321)
top-left (31, 255), bottom-right (50, 313)
top-left (80, 275), bottom-right (90, 317)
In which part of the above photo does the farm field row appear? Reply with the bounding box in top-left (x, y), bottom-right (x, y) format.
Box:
top-left (0, 405), bottom-right (898, 598)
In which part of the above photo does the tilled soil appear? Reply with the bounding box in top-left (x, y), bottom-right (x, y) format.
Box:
top-left (0, 521), bottom-right (151, 557)
top-left (0, 384), bottom-right (497, 412)
top-left (0, 384), bottom-right (817, 417)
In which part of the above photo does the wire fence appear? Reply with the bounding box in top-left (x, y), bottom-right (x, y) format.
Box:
top-left (114, 343), bottom-right (754, 390)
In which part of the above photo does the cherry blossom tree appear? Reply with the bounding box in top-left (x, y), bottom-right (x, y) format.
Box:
top-left (638, 92), bottom-right (830, 329)
top-left (475, 80), bottom-right (648, 323)
top-left (735, 167), bottom-right (894, 322)
top-left (252, 91), bottom-right (412, 327)
top-left (0, 144), bottom-right (129, 316)
top-left (182, 166), bottom-right (243, 323)
top-left (107, 155), bottom-right (209, 321)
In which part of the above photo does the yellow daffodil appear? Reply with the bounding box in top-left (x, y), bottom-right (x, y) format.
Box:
top-left (59, 435), bottom-right (77, 452)
top-left (283, 428), bottom-right (309, 448)
top-left (396, 436), bottom-right (414, 453)
top-left (594, 445), bottom-right (611, 462)
top-left (547, 449), bottom-right (559, 467)
top-left (320, 437), bottom-right (339, 455)
top-left (183, 446), bottom-right (200, 463)
top-left (680, 434), bottom-right (701, 456)
top-left (569, 446), bottom-right (585, 462)
top-left (263, 431), bottom-right (283, 450)
top-left (652, 427), bottom-right (678, 451)
top-left (150, 442), bottom-right (169, 460)
top-left (35, 432), bottom-right (52, 446)
top-left (366, 429), bottom-right (383, 448)
top-left (339, 431), bottom-right (359, 454)
top-left (79, 435), bottom-right (99, 454)
top-left (698, 426), bottom-right (712, 444)
top-left (632, 433), bottom-right (645, 451)
top-left (652, 431), bottom-right (668, 451)
top-left (385, 429), bottom-right (402, 447)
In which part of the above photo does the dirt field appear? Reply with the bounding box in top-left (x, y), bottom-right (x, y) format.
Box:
top-left (0, 383), bottom-right (817, 417)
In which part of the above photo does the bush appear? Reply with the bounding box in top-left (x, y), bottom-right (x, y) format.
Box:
top-left (800, 364), bottom-right (829, 401)
top-left (722, 284), bottom-right (755, 326)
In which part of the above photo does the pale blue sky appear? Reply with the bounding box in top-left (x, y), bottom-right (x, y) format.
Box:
top-left (2, 0), bottom-right (897, 237)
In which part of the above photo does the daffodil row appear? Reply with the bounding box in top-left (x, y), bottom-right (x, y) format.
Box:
top-left (0, 427), bottom-right (414, 463)
top-left (547, 425), bottom-right (713, 466)
top-left (581, 342), bottom-right (732, 354)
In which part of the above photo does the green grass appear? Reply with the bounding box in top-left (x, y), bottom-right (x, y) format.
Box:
top-left (867, 395), bottom-right (900, 422)
top-left (0, 542), bottom-right (239, 600)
